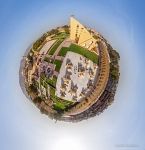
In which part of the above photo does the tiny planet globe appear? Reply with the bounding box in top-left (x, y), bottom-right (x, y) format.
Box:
top-left (19, 17), bottom-right (120, 122)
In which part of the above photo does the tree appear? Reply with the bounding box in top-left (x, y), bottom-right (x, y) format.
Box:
top-left (33, 96), bottom-right (43, 104)
top-left (28, 84), bottom-right (37, 93)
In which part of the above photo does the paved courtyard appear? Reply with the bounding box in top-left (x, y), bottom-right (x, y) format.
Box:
top-left (56, 51), bottom-right (98, 102)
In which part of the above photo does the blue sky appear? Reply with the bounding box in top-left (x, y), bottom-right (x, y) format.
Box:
top-left (0, 0), bottom-right (145, 150)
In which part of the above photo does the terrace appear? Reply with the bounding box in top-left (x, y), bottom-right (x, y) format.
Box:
top-left (59, 43), bottom-right (98, 64)
top-left (56, 51), bottom-right (98, 102)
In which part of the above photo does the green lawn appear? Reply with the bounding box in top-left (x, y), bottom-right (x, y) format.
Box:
top-left (53, 60), bottom-right (62, 72)
top-left (48, 39), bottom-right (63, 55)
top-left (52, 32), bottom-right (69, 39)
top-left (46, 77), bottom-right (57, 88)
top-left (49, 86), bottom-right (56, 97)
top-left (49, 86), bottom-right (74, 111)
top-left (40, 76), bottom-right (48, 88)
top-left (40, 73), bottom-right (73, 111)
top-left (53, 101), bottom-right (66, 110)
top-left (58, 47), bottom-right (69, 57)
top-left (49, 87), bottom-right (65, 110)
top-left (40, 73), bottom-right (57, 88)
top-left (59, 44), bottom-right (98, 64)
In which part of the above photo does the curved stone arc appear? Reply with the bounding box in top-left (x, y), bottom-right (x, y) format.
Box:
top-left (63, 39), bottom-right (110, 116)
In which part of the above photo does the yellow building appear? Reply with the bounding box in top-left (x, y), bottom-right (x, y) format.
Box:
top-left (70, 16), bottom-right (98, 54)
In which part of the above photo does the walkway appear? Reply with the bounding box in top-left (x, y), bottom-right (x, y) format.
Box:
top-left (53, 38), bottom-right (72, 56)
top-left (47, 55), bottom-right (64, 61)
top-left (39, 40), bottom-right (56, 55)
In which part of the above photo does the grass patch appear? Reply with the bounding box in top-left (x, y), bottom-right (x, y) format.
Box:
top-left (49, 86), bottom-right (74, 111)
top-left (49, 87), bottom-right (65, 111)
top-left (40, 77), bottom-right (48, 89)
top-left (40, 73), bottom-right (73, 111)
top-left (46, 76), bottom-right (57, 88)
top-left (49, 86), bottom-right (56, 97)
top-left (52, 32), bottom-right (69, 39)
top-left (59, 44), bottom-right (98, 64)
top-left (40, 73), bottom-right (57, 88)
top-left (58, 47), bottom-right (69, 57)
top-left (48, 39), bottom-right (63, 55)
top-left (53, 102), bottom-right (66, 111)
top-left (53, 60), bottom-right (62, 72)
